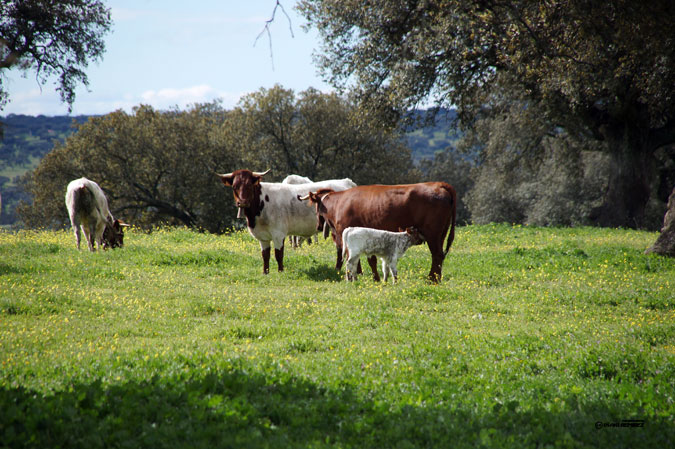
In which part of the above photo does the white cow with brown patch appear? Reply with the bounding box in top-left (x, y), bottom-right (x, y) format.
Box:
top-left (217, 169), bottom-right (356, 273)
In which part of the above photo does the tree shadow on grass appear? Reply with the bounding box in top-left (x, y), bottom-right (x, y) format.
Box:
top-left (1, 366), bottom-right (673, 448)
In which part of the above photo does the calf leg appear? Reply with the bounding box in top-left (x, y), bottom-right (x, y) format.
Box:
top-left (381, 259), bottom-right (389, 282)
top-left (346, 255), bottom-right (359, 281)
top-left (390, 261), bottom-right (399, 284)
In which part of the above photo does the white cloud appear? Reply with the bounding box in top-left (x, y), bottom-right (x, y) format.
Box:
top-left (1, 83), bottom-right (247, 117)
top-left (139, 84), bottom-right (242, 110)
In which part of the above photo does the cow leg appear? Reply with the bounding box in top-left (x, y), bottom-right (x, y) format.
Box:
top-left (87, 232), bottom-right (96, 252)
top-left (367, 255), bottom-right (381, 282)
top-left (275, 246), bottom-right (284, 272)
top-left (428, 241), bottom-right (444, 283)
top-left (261, 243), bottom-right (271, 274)
top-left (87, 222), bottom-right (97, 252)
top-left (95, 221), bottom-right (105, 251)
top-left (71, 221), bottom-right (82, 250)
top-left (335, 244), bottom-right (343, 271)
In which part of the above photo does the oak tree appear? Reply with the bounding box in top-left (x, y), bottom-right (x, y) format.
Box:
top-left (300, 0), bottom-right (675, 228)
top-left (0, 0), bottom-right (111, 112)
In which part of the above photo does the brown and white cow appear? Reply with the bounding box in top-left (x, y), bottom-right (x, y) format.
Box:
top-left (216, 169), bottom-right (356, 274)
top-left (300, 183), bottom-right (456, 282)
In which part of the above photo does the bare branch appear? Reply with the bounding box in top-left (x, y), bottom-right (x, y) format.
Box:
top-left (254, 1), bottom-right (295, 70)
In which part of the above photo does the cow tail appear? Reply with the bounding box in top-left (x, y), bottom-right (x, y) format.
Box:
top-left (443, 186), bottom-right (457, 258)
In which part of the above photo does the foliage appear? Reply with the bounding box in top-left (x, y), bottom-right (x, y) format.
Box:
top-left (17, 88), bottom-right (417, 231)
top-left (0, 225), bottom-right (674, 448)
top-left (230, 85), bottom-right (415, 185)
top-left (1, 106), bottom-right (455, 228)
top-left (299, 0), bottom-right (675, 228)
top-left (417, 149), bottom-right (474, 225)
top-left (462, 95), bottom-right (611, 227)
top-left (0, 0), bottom-right (111, 112)
top-left (17, 103), bottom-right (239, 232)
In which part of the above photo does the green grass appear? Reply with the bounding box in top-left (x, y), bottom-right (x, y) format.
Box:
top-left (1, 224), bottom-right (674, 448)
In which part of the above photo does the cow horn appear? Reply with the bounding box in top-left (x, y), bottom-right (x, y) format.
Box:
top-left (215, 172), bottom-right (232, 179)
top-left (252, 169), bottom-right (271, 177)
top-left (298, 194), bottom-right (310, 201)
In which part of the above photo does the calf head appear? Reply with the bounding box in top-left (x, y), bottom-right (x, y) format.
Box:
top-left (102, 219), bottom-right (130, 249)
top-left (217, 169), bottom-right (270, 210)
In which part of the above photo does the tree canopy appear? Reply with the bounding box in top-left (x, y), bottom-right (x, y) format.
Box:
top-left (0, 0), bottom-right (111, 112)
top-left (18, 88), bottom-right (416, 232)
top-left (299, 0), bottom-right (675, 228)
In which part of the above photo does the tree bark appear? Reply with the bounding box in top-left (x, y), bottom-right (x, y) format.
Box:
top-left (590, 129), bottom-right (653, 229)
top-left (645, 186), bottom-right (675, 257)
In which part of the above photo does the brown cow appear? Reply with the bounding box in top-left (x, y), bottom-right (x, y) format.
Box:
top-left (300, 183), bottom-right (456, 282)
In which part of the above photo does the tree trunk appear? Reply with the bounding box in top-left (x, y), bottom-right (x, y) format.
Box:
top-left (591, 130), bottom-right (653, 229)
top-left (645, 186), bottom-right (675, 257)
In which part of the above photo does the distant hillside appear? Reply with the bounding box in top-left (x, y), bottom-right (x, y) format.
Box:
top-left (0, 114), bottom-right (91, 224)
top-left (0, 114), bottom-right (90, 173)
top-left (404, 108), bottom-right (461, 162)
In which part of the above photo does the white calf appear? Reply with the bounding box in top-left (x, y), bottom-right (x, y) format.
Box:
top-left (342, 227), bottom-right (425, 282)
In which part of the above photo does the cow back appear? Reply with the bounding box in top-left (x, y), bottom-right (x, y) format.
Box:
top-left (328, 183), bottom-right (454, 232)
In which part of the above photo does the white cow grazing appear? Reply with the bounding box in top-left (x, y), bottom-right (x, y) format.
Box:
top-left (342, 226), bottom-right (425, 282)
top-left (65, 177), bottom-right (126, 251)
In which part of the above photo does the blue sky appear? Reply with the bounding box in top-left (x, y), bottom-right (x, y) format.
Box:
top-left (2, 0), bottom-right (329, 116)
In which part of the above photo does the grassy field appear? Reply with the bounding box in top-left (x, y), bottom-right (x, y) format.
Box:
top-left (1, 224), bottom-right (674, 448)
